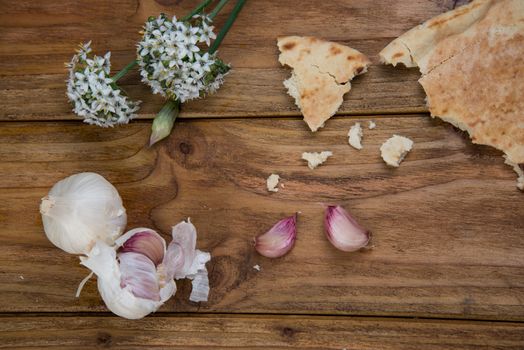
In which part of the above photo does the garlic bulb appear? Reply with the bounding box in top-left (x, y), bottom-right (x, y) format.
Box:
top-left (254, 214), bottom-right (297, 258)
top-left (324, 205), bottom-right (370, 252)
top-left (40, 172), bottom-right (127, 254)
top-left (80, 221), bottom-right (211, 319)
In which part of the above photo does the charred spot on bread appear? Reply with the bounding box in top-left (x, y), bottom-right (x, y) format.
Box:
top-left (282, 41), bottom-right (296, 50)
top-left (330, 45), bottom-right (342, 55)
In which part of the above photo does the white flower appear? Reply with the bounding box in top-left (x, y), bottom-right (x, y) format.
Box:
top-left (66, 42), bottom-right (141, 127)
top-left (199, 20), bottom-right (216, 46)
top-left (137, 14), bottom-right (230, 103)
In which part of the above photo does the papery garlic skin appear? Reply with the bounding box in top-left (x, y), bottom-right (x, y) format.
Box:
top-left (40, 172), bottom-right (127, 254)
top-left (167, 221), bottom-right (211, 302)
top-left (324, 205), bottom-right (370, 252)
top-left (254, 214), bottom-right (297, 258)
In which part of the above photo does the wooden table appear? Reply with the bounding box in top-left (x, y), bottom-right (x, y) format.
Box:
top-left (1, 0), bottom-right (523, 348)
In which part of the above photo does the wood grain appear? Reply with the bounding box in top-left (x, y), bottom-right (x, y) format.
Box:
top-left (0, 0), bottom-right (460, 121)
top-left (1, 117), bottom-right (523, 319)
top-left (1, 315), bottom-right (523, 349)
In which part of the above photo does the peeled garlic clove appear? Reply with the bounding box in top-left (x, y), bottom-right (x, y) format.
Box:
top-left (118, 252), bottom-right (161, 301)
top-left (324, 205), bottom-right (370, 252)
top-left (255, 214), bottom-right (297, 258)
top-left (119, 229), bottom-right (165, 266)
top-left (40, 172), bottom-right (127, 255)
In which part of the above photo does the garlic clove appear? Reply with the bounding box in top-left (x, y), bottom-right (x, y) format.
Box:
top-left (118, 252), bottom-right (161, 301)
top-left (119, 230), bottom-right (165, 266)
top-left (40, 172), bottom-right (127, 255)
top-left (80, 240), bottom-right (176, 320)
top-left (324, 205), bottom-right (370, 252)
top-left (254, 214), bottom-right (297, 258)
top-left (79, 221), bottom-right (211, 318)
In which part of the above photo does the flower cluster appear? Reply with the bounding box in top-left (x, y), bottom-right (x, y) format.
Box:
top-left (137, 14), bottom-right (230, 103)
top-left (66, 42), bottom-right (140, 127)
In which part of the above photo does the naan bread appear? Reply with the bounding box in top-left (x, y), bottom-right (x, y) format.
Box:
top-left (380, 0), bottom-right (524, 190)
top-left (278, 36), bottom-right (370, 131)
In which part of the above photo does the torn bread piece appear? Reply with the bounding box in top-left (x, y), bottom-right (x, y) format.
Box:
top-left (302, 151), bottom-right (333, 170)
top-left (380, 135), bottom-right (413, 167)
top-left (266, 174), bottom-right (280, 192)
top-left (348, 122), bottom-right (363, 150)
top-left (368, 121), bottom-right (376, 130)
top-left (380, 0), bottom-right (524, 190)
top-left (278, 36), bottom-right (370, 132)
top-left (379, 0), bottom-right (493, 73)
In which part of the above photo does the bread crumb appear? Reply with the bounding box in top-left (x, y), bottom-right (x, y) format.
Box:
top-left (348, 122), bottom-right (363, 150)
top-left (253, 264), bottom-right (261, 271)
top-left (368, 120), bottom-right (376, 129)
top-left (302, 151), bottom-right (333, 169)
top-left (380, 135), bottom-right (413, 167)
top-left (266, 174), bottom-right (280, 192)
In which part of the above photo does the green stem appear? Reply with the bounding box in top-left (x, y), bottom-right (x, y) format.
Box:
top-left (111, 60), bottom-right (138, 82)
top-left (149, 99), bottom-right (180, 146)
top-left (209, 0), bottom-right (230, 19)
top-left (182, 0), bottom-right (213, 21)
top-left (209, 0), bottom-right (246, 54)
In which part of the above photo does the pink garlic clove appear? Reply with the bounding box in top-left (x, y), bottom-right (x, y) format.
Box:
top-left (119, 230), bottom-right (165, 266)
top-left (118, 251), bottom-right (161, 301)
top-left (254, 214), bottom-right (297, 258)
top-left (324, 205), bottom-right (370, 252)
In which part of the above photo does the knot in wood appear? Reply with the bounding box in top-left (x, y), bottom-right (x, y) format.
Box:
top-left (179, 141), bottom-right (192, 155)
top-left (96, 331), bottom-right (113, 347)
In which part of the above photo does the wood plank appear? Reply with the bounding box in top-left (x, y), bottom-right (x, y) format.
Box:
top-left (1, 117), bottom-right (523, 319)
top-left (0, 0), bottom-right (460, 121)
top-left (1, 315), bottom-right (523, 349)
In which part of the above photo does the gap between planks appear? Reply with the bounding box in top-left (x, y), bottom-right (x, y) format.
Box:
top-left (1, 312), bottom-right (523, 325)
top-left (0, 111), bottom-right (430, 124)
